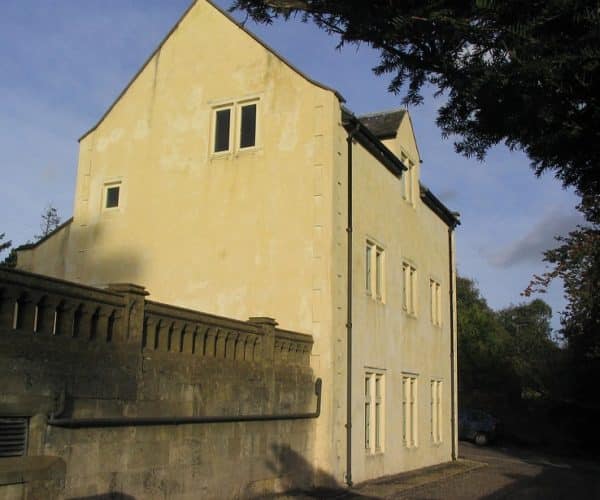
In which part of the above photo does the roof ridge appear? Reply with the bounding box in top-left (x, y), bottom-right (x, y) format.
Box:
top-left (358, 107), bottom-right (407, 119)
top-left (78, 0), bottom-right (344, 142)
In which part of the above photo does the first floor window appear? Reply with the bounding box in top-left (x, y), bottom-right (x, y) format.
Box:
top-left (366, 244), bottom-right (372, 294)
top-left (403, 262), bottom-right (417, 315)
top-left (402, 374), bottom-right (418, 448)
top-left (366, 241), bottom-right (385, 301)
top-left (431, 380), bottom-right (443, 444)
top-left (430, 279), bottom-right (442, 326)
top-left (365, 371), bottom-right (385, 453)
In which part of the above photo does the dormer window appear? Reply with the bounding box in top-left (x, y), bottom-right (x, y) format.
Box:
top-left (401, 153), bottom-right (415, 205)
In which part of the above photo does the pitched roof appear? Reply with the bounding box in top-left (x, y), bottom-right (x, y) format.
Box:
top-left (78, 0), bottom-right (345, 142)
top-left (358, 109), bottom-right (406, 140)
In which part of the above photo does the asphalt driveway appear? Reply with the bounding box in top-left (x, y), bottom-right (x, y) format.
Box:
top-left (392, 442), bottom-right (600, 499)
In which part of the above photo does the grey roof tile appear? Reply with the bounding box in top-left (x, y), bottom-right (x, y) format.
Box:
top-left (359, 109), bottom-right (406, 139)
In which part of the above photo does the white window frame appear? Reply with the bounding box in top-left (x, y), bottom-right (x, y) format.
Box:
top-left (402, 373), bottom-right (418, 448)
top-left (365, 370), bottom-right (385, 454)
top-left (431, 379), bottom-right (443, 444)
top-left (211, 104), bottom-right (234, 155)
top-left (401, 152), bottom-right (416, 206)
top-left (211, 98), bottom-right (260, 156)
top-left (102, 181), bottom-right (122, 212)
top-left (237, 100), bottom-right (259, 151)
top-left (366, 244), bottom-right (372, 295)
top-left (402, 262), bottom-right (418, 316)
top-left (366, 240), bottom-right (385, 302)
top-left (430, 279), bottom-right (442, 327)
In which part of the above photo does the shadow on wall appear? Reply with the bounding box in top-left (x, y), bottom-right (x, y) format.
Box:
top-left (246, 443), bottom-right (373, 499)
top-left (68, 221), bottom-right (145, 287)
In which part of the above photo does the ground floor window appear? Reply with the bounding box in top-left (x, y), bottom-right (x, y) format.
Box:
top-left (365, 370), bottom-right (385, 453)
top-left (431, 380), bottom-right (443, 444)
top-left (402, 374), bottom-right (418, 448)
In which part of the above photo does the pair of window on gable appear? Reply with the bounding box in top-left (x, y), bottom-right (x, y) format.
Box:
top-left (213, 101), bottom-right (258, 154)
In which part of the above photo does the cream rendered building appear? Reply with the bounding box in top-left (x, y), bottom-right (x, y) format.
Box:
top-left (17, 0), bottom-right (459, 487)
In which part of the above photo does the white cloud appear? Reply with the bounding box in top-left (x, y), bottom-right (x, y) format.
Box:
top-left (486, 207), bottom-right (584, 268)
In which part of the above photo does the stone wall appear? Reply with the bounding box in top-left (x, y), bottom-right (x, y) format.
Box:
top-left (0, 268), bottom-right (318, 499)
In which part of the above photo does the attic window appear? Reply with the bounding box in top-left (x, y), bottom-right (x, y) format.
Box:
top-left (212, 99), bottom-right (259, 155)
top-left (104, 183), bottom-right (121, 209)
top-left (214, 108), bottom-right (232, 153)
top-left (240, 103), bottom-right (257, 148)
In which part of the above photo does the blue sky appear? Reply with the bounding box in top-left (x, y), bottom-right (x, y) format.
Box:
top-left (0, 0), bottom-right (581, 330)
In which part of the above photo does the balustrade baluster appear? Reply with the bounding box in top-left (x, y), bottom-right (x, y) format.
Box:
top-left (181, 325), bottom-right (194, 354)
top-left (235, 333), bottom-right (247, 360)
top-left (142, 316), bottom-right (156, 349)
top-left (55, 301), bottom-right (75, 337)
top-left (77, 305), bottom-right (95, 340)
top-left (95, 308), bottom-right (110, 342)
top-left (203, 328), bottom-right (216, 356)
top-left (253, 337), bottom-right (261, 362)
top-left (36, 295), bottom-right (59, 335)
top-left (156, 320), bottom-right (170, 351)
top-left (215, 330), bottom-right (227, 358)
top-left (224, 331), bottom-right (238, 359)
top-left (0, 289), bottom-right (19, 331)
top-left (192, 326), bottom-right (207, 355)
top-left (18, 294), bottom-right (39, 333)
top-left (169, 322), bottom-right (183, 352)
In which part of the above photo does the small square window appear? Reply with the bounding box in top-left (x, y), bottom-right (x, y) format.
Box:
top-left (214, 108), bottom-right (232, 153)
top-left (240, 103), bottom-right (257, 148)
top-left (105, 185), bottom-right (120, 209)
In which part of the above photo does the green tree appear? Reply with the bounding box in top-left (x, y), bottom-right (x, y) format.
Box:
top-left (525, 194), bottom-right (600, 406)
top-left (456, 276), bottom-right (518, 409)
top-left (1, 233), bottom-right (17, 268)
top-left (1, 205), bottom-right (62, 269)
top-left (232, 0), bottom-right (600, 196)
top-left (36, 204), bottom-right (61, 240)
top-left (0, 233), bottom-right (10, 256)
top-left (497, 300), bottom-right (563, 400)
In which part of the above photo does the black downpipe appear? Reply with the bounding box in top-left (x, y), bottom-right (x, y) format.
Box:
top-left (48, 378), bottom-right (322, 428)
top-left (448, 227), bottom-right (457, 460)
top-left (346, 124), bottom-right (359, 487)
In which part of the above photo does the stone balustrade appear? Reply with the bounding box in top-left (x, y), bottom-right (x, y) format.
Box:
top-left (0, 267), bottom-right (125, 343)
top-left (144, 300), bottom-right (264, 360)
top-left (0, 267), bottom-right (313, 365)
